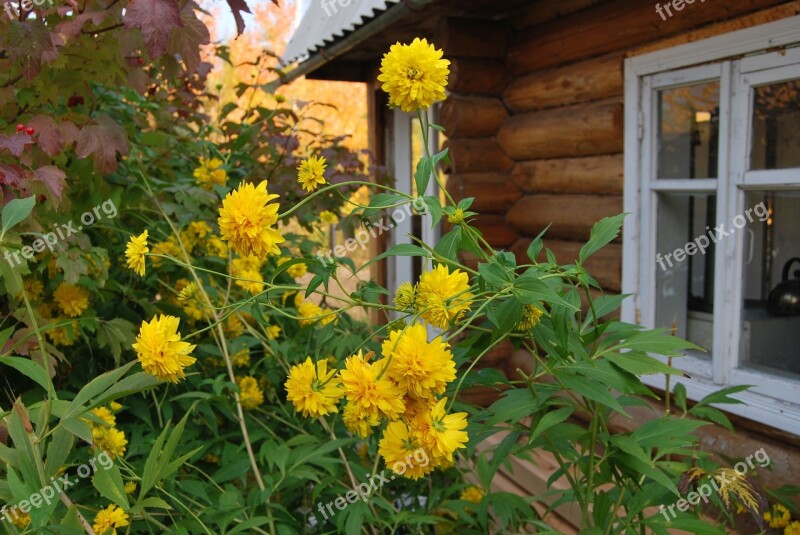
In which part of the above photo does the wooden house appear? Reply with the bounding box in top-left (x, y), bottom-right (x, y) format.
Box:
top-left (278, 0), bottom-right (800, 530)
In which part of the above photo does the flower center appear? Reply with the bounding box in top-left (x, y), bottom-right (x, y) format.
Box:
top-left (407, 67), bottom-right (423, 81)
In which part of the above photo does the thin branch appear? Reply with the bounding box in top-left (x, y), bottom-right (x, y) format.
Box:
top-left (81, 22), bottom-right (124, 35)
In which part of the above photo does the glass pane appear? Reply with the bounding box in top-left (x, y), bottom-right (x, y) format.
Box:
top-left (655, 192), bottom-right (717, 354)
top-left (751, 79), bottom-right (800, 170)
top-left (657, 82), bottom-right (720, 179)
top-left (740, 191), bottom-right (800, 377)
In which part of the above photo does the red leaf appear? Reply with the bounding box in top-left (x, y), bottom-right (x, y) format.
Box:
top-left (0, 134), bottom-right (33, 158)
top-left (75, 115), bottom-right (128, 174)
top-left (56, 10), bottom-right (111, 40)
top-left (225, 0), bottom-right (251, 36)
top-left (27, 116), bottom-right (64, 157)
top-left (167, 0), bottom-right (210, 73)
top-left (0, 164), bottom-right (24, 187)
top-left (33, 166), bottom-right (67, 202)
top-left (123, 0), bottom-right (183, 58)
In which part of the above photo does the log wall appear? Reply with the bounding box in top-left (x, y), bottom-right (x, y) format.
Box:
top-left (435, 0), bottom-right (798, 301)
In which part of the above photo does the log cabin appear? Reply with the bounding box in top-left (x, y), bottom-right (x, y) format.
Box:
top-left (277, 0), bottom-right (800, 531)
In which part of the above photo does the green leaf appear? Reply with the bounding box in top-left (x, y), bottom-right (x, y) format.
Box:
top-left (358, 243), bottom-right (428, 272)
top-left (0, 356), bottom-right (52, 393)
top-left (525, 225), bottom-right (551, 262)
top-left (130, 497), bottom-right (172, 514)
top-left (1, 195), bottom-right (36, 236)
top-left (694, 385), bottom-right (750, 407)
top-left (528, 408), bottom-right (573, 443)
top-left (434, 227), bottom-right (462, 262)
top-left (673, 382), bottom-right (687, 412)
top-left (422, 195), bottom-right (442, 227)
top-left (478, 261), bottom-right (512, 289)
top-left (629, 417), bottom-right (707, 450)
top-left (579, 213), bottom-right (626, 264)
top-left (93, 462), bottom-right (130, 509)
top-left (687, 406), bottom-right (734, 431)
top-left (605, 352), bottom-right (685, 376)
top-left (63, 361), bottom-right (137, 420)
top-left (555, 370), bottom-right (629, 416)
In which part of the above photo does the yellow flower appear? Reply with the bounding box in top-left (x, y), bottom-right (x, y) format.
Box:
top-left (218, 181), bottom-right (284, 257)
top-left (194, 157), bottom-right (227, 190)
top-left (517, 304), bottom-right (543, 331)
top-left (765, 503), bottom-right (791, 528)
top-left (46, 317), bottom-right (79, 346)
top-left (319, 210), bottom-right (339, 224)
top-left (237, 376), bottom-right (265, 410)
top-left (460, 486), bottom-right (484, 504)
top-left (94, 427), bottom-right (128, 460)
top-left (381, 323), bottom-right (456, 400)
top-left (279, 257), bottom-right (308, 279)
top-left (205, 235), bottom-right (229, 258)
top-left (175, 279), bottom-right (209, 322)
top-left (232, 255), bottom-right (265, 295)
top-left (233, 348), bottom-right (251, 367)
top-left (297, 156), bottom-right (327, 192)
top-left (785, 521), bottom-right (800, 535)
top-left (19, 277), bottom-right (44, 301)
top-left (109, 401), bottom-right (123, 413)
top-left (266, 325), bottom-right (281, 340)
top-left (343, 402), bottom-right (379, 438)
top-left (92, 407), bottom-right (116, 428)
top-left (92, 504), bottom-right (129, 535)
top-left (124, 481), bottom-right (137, 495)
top-left (53, 283), bottom-right (90, 317)
top-left (125, 230), bottom-right (148, 276)
top-left (447, 208), bottom-right (465, 225)
top-left (285, 357), bottom-right (344, 418)
top-left (378, 421), bottom-right (433, 480)
top-left (203, 453), bottom-right (220, 464)
top-left (410, 397), bottom-right (468, 463)
top-left (393, 281), bottom-right (416, 310)
top-left (340, 351), bottom-right (405, 421)
top-left (151, 237), bottom-right (182, 268)
top-left (9, 511), bottom-right (30, 527)
top-left (133, 315), bottom-right (197, 383)
top-left (177, 281), bottom-right (198, 302)
top-left (378, 38), bottom-right (450, 113)
top-left (416, 264), bottom-right (473, 329)
top-left (297, 300), bottom-right (325, 327)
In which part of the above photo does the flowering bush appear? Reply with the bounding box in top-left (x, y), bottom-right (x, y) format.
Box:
top-left (1, 5), bottom-right (796, 533)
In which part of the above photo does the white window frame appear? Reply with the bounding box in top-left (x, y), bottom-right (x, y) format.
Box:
top-left (386, 107), bottom-right (441, 305)
top-left (623, 16), bottom-right (800, 434)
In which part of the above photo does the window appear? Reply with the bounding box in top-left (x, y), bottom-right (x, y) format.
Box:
top-left (623, 17), bottom-right (800, 432)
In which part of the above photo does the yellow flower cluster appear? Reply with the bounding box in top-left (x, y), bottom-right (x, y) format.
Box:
top-left (237, 376), bottom-right (265, 410)
top-left (378, 38), bottom-right (450, 113)
top-left (394, 264), bottom-right (474, 330)
top-left (87, 405), bottom-right (128, 460)
top-left (125, 230), bottom-right (148, 276)
top-left (92, 504), bottom-right (129, 535)
top-left (133, 315), bottom-right (196, 383)
top-left (278, 257), bottom-right (308, 279)
top-left (193, 157), bottom-right (227, 190)
top-left (297, 155), bottom-right (327, 192)
top-left (218, 181), bottom-right (284, 258)
top-left (786, 521), bottom-right (800, 535)
top-left (765, 503), bottom-right (792, 529)
top-left (53, 283), bottom-right (90, 317)
top-left (232, 254), bottom-right (266, 295)
top-left (284, 323), bottom-right (468, 480)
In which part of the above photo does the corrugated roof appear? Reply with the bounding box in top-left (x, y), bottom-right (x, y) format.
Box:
top-left (281, 0), bottom-right (402, 66)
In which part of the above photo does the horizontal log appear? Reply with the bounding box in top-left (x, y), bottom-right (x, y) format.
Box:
top-left (449, 173), bottom-right (521, 213)
top-left (473, 214), bottom-right (519, 248)
top-left (440, 96), bottom-right (508, 138)
top-left (443, 138), bottom-right (514, 174)
top-left (509, 0), bottom-right (600, 29)
top-left (512, 154), bottom-right (623, 195)
top-left (507, 194), bottom-right (622, 241)
top-left (507, 0), bottom-right (787, 74)
top-left (436, 18), bottom-right (509, 59)
top-left (497, 100), bottom-right (623, 160)
top-left (504, 53), bottom-right (623, 112)
top-left (449, 58), bottom-right (511, 94)
top-left (511, 238), bottom-right (622, 292)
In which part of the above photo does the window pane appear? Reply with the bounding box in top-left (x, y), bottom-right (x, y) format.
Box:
top-left (741, 191), bottom-right (800, 377)
top-left (655, 192), bottom-right (717, 353)
top-left (657, 82), bottom-right (720, 179)
top-left (751, 79), bottom-right (800, 170)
